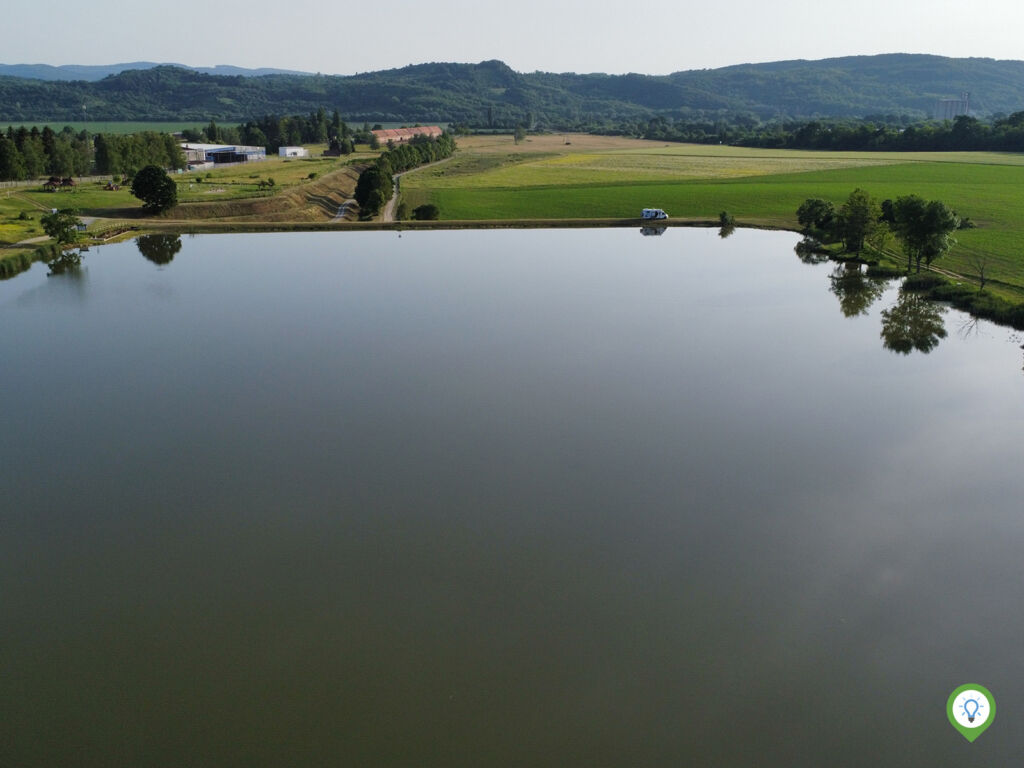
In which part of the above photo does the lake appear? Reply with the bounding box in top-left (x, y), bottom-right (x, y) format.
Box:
top-left (2, 228), bottom-right (1024, 767)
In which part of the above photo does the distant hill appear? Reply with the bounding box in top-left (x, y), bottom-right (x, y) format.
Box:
top-left (2, 55), bottom-right (1023, 125)
top-left (0, 62), bottom-right (311, 81)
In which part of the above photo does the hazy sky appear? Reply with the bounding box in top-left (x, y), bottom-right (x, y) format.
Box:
top-left (8, 0), bottom-right (1024, 74)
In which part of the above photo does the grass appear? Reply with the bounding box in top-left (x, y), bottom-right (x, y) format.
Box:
top-left (0, 150), bottom-right (371, 242)
top-left (401, 134), bottom-right (1024, 296)
top-left (174, 154), bottom-right (351, 203)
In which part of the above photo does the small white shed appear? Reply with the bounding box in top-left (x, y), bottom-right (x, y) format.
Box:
top-left (279, 146), bottom-right (310, 158)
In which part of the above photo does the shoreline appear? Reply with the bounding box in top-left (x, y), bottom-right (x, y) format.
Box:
top-left (132, 216), bottom-right (764, 234)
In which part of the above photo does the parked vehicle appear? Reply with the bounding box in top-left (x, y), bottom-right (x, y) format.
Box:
top-left (641, 208), bottom-right (668, 220)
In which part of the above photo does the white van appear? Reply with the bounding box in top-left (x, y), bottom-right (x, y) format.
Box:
top-left (641, 208), bottom-right (668, 220)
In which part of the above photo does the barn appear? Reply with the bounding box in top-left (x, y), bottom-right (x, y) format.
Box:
top-left (371, 126), bottom-right (444, 144)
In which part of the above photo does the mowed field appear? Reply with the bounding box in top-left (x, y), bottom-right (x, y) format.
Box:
top-left (400, 135), bottom-right (1024, 293)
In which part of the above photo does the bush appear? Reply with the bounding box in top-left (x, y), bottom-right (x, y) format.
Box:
top-left (902, 273), bottom-right (945, 292)
top-left (865, 263), bottom-right (904, 278)
top-left (412, 204), bottom-right (440, 221)
top-left (719, 210), bottom-right (735, 227)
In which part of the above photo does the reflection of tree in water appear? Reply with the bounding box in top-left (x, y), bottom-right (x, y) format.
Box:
top-left (137, 234), bottom-right (183, 265)
top-left (794, 237), bottom-right (829, 264)
top-left (46, 250), bottom-right (83, 277)
top-left (956, 315), bottom-right (987, 341)
top-left (829, 263), bottom-right (887, 318)
top-left (718, 224), bottom-right (736, 239)
top-left (880, 290), bottom-right (947, 354)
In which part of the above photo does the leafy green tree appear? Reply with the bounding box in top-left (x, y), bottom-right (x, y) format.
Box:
top-left (796, 198), bottom-right (836, 237)
top-left (40, 209), bottom-right (82, 244)
top-left (514, 125), bottom-right (526, 144)
top-left (131, 164), bottom-right (178, 213)
top-left (836, 188), bottom-right (881, 253)
top-left (363, 188), bottom-right (386, 217)
top-left (19, 137), bottom-right (46, 178)
top-left (892, 195), bottom-right (959, 272)
top-left (0, 135), bottom-right (26, 180)
top-left (354, 165), bottom-right (392, 208)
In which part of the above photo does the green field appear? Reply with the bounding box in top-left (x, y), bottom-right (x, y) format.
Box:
top-left (174, 152), bottom-right (356, 203)
top-left (400, 137), bottom-right (1024, 296)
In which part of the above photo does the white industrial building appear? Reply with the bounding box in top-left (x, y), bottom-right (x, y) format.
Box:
top-left (181, 143), bottom-right (267, 169)
top-left (279, 146), bottom-right (310, 158)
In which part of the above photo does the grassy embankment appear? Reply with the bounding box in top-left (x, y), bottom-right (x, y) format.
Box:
top-left (0, 145), bottom-right (374, 277)
top-left (400, 135), bottom-right (1024, 302)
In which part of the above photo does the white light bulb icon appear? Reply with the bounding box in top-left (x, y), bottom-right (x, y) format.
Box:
top-left (964, 698), bottom-right (980, 723)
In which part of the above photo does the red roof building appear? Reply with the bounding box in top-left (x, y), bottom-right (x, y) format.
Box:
top-left (371, 126), bottom-right (444, 143)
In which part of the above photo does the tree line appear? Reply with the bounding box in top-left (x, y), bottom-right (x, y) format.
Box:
top-left (740, 113), bottom-right (1024, 152)
top-left (797, 189), bottom-right (961, 273)
top-left (191, 108), bottom-right (360, 153)
top-left (354, 133), bottom-right (456, 218)
top-left (0, 108), bottom-right (386, 182)
top-left (0, 126), bottom-right (185, 180)
top-left (592, 113), bottom-right (1024, 153)
top-left (0, 126), bottom-right (93, 180)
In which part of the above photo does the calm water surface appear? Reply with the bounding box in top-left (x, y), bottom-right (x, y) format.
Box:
top-left (2, 228), bottom-right (1024, 767)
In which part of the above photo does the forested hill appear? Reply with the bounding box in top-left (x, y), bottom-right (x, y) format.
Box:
top-left (2, 54), bottom-right (1023, 125)
top-left (0, 62), bottom-right (310, 81)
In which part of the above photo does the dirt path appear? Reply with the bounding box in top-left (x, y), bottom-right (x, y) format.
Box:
top-left (382, 157), bottom-right (453, 222)
top-left (332, 199), bottom-right (356, 222)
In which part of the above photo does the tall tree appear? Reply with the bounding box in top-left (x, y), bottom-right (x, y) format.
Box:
top-left (836, 188), bottom-right (881, 253)
top-left (892, 195), bottom-right (959, 273)
top-left (0, 135), bottom-right (26, 180)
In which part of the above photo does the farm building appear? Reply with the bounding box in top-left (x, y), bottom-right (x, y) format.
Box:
top-left (371, 126), bottom-right (444, 144)
top-left (279, 146), bottom-right (310, 158)
top-left (181, 143), bottom-right (267, 167)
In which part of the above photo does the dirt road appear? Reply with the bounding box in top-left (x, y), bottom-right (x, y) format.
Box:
top-left (381, 158), bottom-right (453, 222)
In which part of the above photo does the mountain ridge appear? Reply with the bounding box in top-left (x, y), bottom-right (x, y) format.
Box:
top-left (2, 54), bottom-right (1022, 124)
top-left (0, 62), bottom-right (311, 81)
